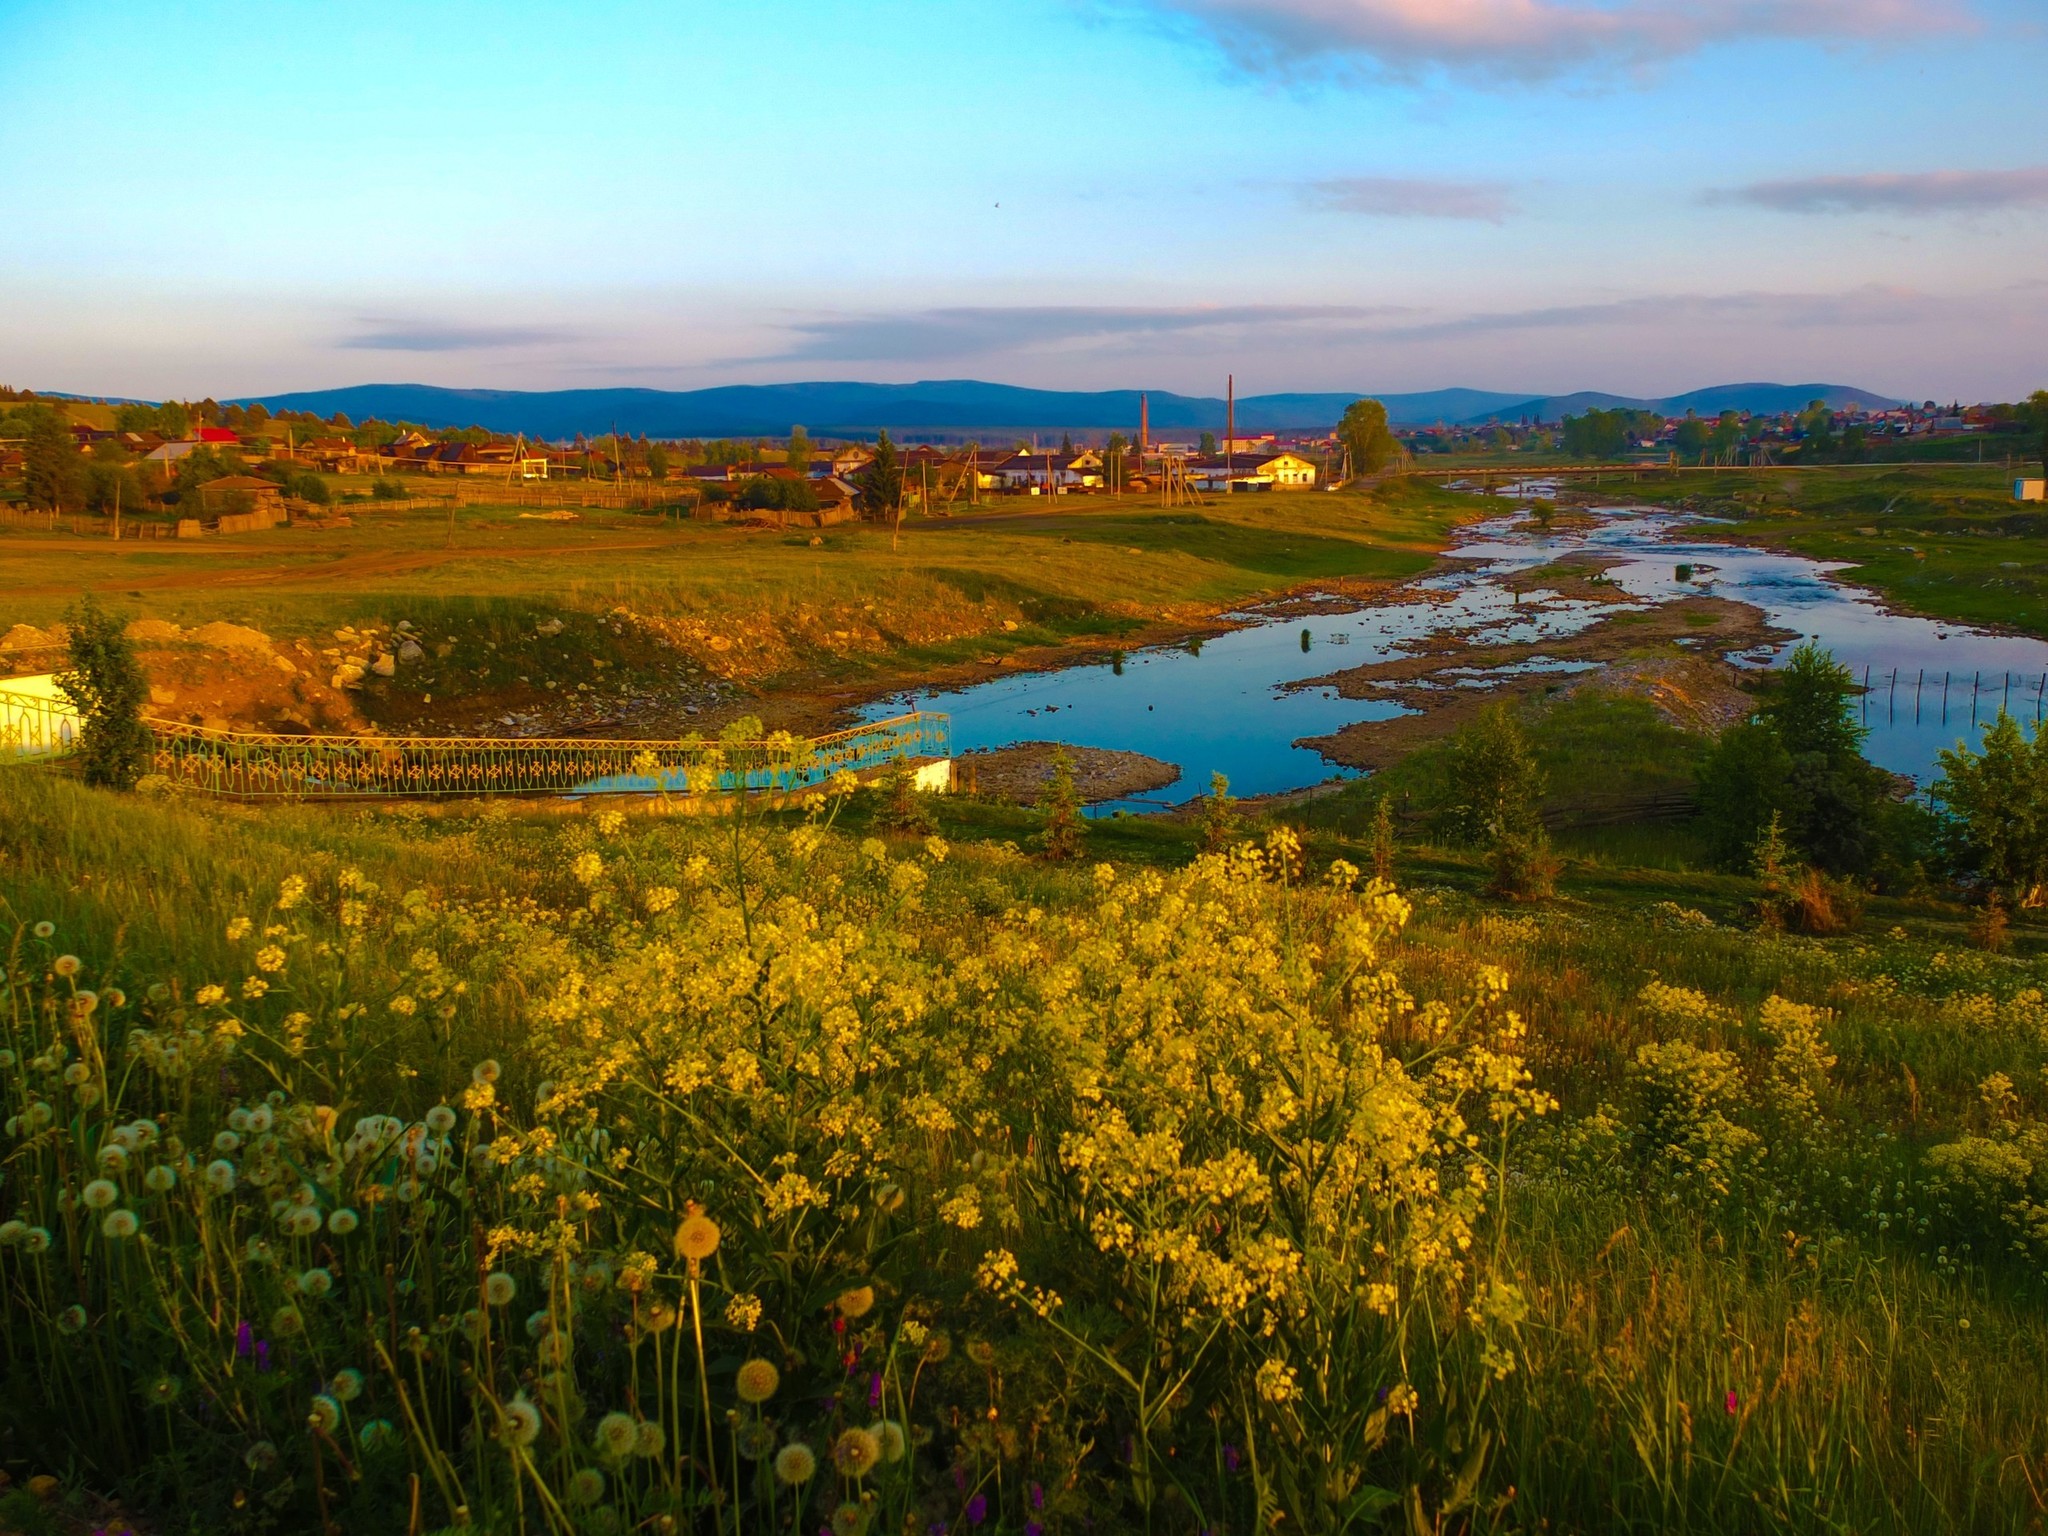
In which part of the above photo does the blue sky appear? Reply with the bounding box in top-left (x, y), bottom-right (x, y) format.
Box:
top-left (2, 0), bottom-right (2044, 401)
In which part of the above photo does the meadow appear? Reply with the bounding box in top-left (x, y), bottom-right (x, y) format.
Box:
top-left (0, 484), bottom-right (1468, 732)
top-left (3, 747), bottom-right (2047, 1535)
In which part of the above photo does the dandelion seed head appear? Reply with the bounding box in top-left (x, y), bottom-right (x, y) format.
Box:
top-left (484, 1271), bottom-right (517, 1306)
top-left (594, 1411), bottom-right (638, 1459)
top-left (774, 1442), bottom-right (818, 1485)
top-left (102, 1208), bottom-right (140, 1239)
top-left (735, 1357), bottom-right (781, 1404)
top-left (82, 1178), bottom-right (120, 1210)
top-left (832, 1427), bottom-right (881, 1479)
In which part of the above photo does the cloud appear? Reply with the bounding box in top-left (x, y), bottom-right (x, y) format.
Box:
top-left (1300, 176), bottom-right (1515, 221)
top-left (342, 320), bottom-right (577, 352)
top-left (1707, 167), bottom-right (2048, 215)
top-left (1127, 0), bottom-right (1968, 82)
top-left (1371, 285), bottom-right (1938, 341)
top-left (772, 304), bottom-right (1406, 362)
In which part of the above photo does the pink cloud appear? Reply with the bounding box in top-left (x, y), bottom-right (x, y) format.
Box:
top-left (1140, 0), bottom-right (1970, 80)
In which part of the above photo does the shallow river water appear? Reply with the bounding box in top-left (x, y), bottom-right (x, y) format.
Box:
top-left (862, 502), bottom-right (2048, 809)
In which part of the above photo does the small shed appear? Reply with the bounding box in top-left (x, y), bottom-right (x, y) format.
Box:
top-left (2016, 479), bottom-right (2046, 503)
top-left (199, 476), bottom-right (285, 515)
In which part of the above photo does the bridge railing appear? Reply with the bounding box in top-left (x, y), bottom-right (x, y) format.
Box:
top-left (0, 678), bottom-right (948, 800)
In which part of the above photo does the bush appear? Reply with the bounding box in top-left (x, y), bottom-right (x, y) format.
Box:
top-left (1432, 703), bottom-right (1544, 846)
top-left (370, 477), bottom-right (405, 500)
top-left (54, 597), bottom-right (153, 790)
top-left (1037, 747), bottom-right (1086, 860)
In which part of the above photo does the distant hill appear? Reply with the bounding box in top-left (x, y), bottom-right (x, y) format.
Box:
top-left (218, 378), bottom-right (1906, 439)
top-left (1459, 383), bottom-right (1902, 426)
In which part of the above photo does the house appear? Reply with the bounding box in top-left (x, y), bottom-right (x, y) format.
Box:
top-left (196, 426), bottom-right (241, 448)
top-left (1185, 450), bottom-right (1319, 492)
top-left (989, 450), bottom-right (1103, 493)
top-left (831, 446), bottom-right (874, 478)
top-left (68, 425), bottom-right (115, 450)
top-left (144, 440), bottom-right (208, 466)
top-left (299, 437), bottom-right (366, 472)
top-left (814, 476), bottom-right (860, 517)
top-left (2017, 480), bottom-right (2046, 503)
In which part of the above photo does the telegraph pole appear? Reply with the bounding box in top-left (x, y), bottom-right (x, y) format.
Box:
top-left (1225, 374), bottom-right (1234, 495)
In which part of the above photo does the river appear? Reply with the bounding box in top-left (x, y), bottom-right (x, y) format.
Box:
top-left (861, 500), bottom-right (2048, 808)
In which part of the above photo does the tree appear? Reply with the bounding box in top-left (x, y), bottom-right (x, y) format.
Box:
top-left (645, 443), bottom-right (671, 480)
top-left (22, 406), bottom-right (85, 511)
top-left (1432, 704), bottom-right (1545, 846)
top-left (1761, 641), bottom-right (1866, 761)
top-left (1336, 399), bottom-right (1402, 478)
top-left (857, 431), bottom-right (902, 519)
top-left (1698, 642), bottom-right (1888, 876)
top-left (55, 597), bottom-right (154, 790)
top-left (785, 426), bottom-right (812, 477)
top-left (1697, 719), bottom-right (1800, 867)
top-left (1199, 431), bottom-right (1218, 457)
top-left (1059, 432), bottom-right (1074, 456)
top-left (2028, 389), bottom-right (2048, 481)
top-left (1933, 711), bottom-right (2048, 904)
top-left (1673, 413), bottom-right (1708, 463)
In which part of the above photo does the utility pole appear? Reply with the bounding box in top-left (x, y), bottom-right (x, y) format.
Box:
top-left (1225, 374), bottom-right (1234, 495)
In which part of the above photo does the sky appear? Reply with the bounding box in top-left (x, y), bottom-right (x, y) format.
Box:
top-left (1, 0), bottom-right (2044, 403)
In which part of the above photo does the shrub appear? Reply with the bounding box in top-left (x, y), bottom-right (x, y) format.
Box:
top-left (54, 597), bottom-right (152, 790)
top-left (370, 477), bottom-right (405, 501)
top-left (1198, 771), bottom-right (1243, 852)
top-left (1037, 747), bottom-right (1086, 860)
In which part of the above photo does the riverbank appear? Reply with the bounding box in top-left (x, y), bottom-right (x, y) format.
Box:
top-left (1561, 462), bottom-right (2048, 640)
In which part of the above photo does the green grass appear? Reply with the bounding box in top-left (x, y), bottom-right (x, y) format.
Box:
top-left (1597, 464), bottom-right (2048, 638)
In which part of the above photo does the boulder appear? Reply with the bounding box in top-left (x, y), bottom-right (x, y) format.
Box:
top-left (371, 653), bottom-right (397, 678)
top-left (535, 618), bottom-right (565, 637)
top-left (397, 640), bottom-right (424, 664)
top-left (124, 619), bottom-right (185, 644)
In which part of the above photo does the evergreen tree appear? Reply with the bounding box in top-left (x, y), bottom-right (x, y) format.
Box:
top-left (857, 431), bottom-right (902, 519)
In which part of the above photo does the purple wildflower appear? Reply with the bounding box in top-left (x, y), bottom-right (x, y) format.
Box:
top-left (1223, 1444), bottom-right (1242, 1474)
top-left (235, 1320), bottom-right (253, 1358)
top-left (869, 1371), bottom-right (883, 1409)
top-left (1725, 1389), bottom-right (1739, 1414)
top-left (255, 1340), bottom-right (271, 1373)
top-left (1029, 1482), bottom-right (1045, 1510)
top-left (1026, 1525), bottom-right (1044, 1536)
top-left (966, 1495), bottom-right (987, 1526)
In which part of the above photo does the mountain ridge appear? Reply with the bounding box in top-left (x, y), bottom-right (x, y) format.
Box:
top-left (194, 379), bottom-right (1905, 437)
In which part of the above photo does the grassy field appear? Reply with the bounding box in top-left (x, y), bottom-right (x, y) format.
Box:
top-left (3, 760), bottom-right (2045, 1535)
top-left (1, 483), bottom-right (1473, 729)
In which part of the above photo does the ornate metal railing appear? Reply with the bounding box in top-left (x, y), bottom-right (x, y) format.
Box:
top-left (0, 679), bottom-right (947, 801)
top-left (0, 685), bottom-right (79, 759)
